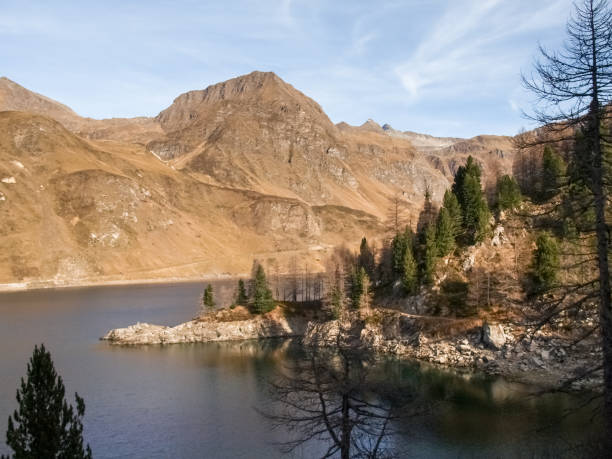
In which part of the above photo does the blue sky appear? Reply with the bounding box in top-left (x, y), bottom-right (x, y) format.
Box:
top-left (1, 0), bottom-right (574, 138)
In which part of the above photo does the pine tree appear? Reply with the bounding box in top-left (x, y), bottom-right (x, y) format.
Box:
top-left (391, 226), bottom-right (413, 278)
top-left (349, 266), bottom-right (370, 310)
top-left (251, 264), bottom-right (275, 314)
top-left (531, 232), bottom-right (560, 293)
top-left (202, 284), bottom-right (215, 312)
top-left (540, 146), bottom-right (566, 201)
top-left (327, 263), bottom-right (346, 319)
top-left (442, 189), bottom-right (462, 239)
top-left (452, 156), bottom-right (491, 243)
top-left (417, 183), bottom-right (437, 232)
top-left (236, 279), bottom-right (248, 305)
top-left (435, 207), bottom-right (456, 257)
top-left (495, 174), bottom-right (522, 211)
top-left (463, 174), bottom-right (491, 243)
top-left (3, 344), bottom-right (92, 459)
top-left (401, 245), bottom-right (418, 294)
top-left (357, 237), bottom-right (375, 279)
top-left (418, 223), bottom-right (438, 285)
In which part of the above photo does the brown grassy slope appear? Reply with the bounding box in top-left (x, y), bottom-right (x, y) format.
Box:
top-left (0, 71), bottom-right (518, 286)
top-left (0, 111), bottom-right (386, 285)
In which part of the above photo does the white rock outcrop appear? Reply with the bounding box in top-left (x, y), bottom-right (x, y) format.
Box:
top-left (482, 323), bottom-right (506, 350)
top-left (102, 315), bottom-right (308, 345)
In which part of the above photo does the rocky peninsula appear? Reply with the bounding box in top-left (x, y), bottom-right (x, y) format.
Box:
top-left (102, 305), bottom-right (600, 391)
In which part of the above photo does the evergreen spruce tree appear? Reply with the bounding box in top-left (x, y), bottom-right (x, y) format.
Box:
top-left (401, 245), bottom-right (418, 294)
top-left (236, 279), bottom-right (248, 305)
top-left (441, 189), bottom-right (462, 239)
top-left (531, 232), bottom-right (560, 293)
top-left (349, 266), bottom-right (369, 310)
top-left (251, 264), bottom-right (275, 314)
top-left (418, 224), bottom-right (438, 285)
top-left (326, 264), bottom-right (346, 319)
top-left (202, 284), bottom-right (215, 312)
top-left (435, 207), bottom-right (456, 257)
top-left (540, 146), bottom-right (566, 201)
top-left (495, 174), bottom-right (522, 211)
top-left (417, 184), bottom-right (437, 231)
top-left (391, 227), bottom-right (413, 277)
top-left (452, 156), bottom-right (491, 243)
top-left (357, 237), bottom-right (375, 279)
top-left (2, 344), bottom-right (92, 459)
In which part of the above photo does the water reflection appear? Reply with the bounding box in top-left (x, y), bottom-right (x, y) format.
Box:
top-left (0, 284), bottom-right (602, 458)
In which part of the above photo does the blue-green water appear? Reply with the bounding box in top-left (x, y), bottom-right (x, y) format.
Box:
top-left (0, 283), bottom-right (600, 458)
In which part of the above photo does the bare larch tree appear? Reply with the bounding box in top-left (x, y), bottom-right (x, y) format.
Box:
top-left (522, 0), bottom-right (612, 441)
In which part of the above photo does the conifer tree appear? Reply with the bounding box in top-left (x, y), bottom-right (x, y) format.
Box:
top-left (531, 232), bottom-right (560, 293)
top-left (452, 156), bottom-right (491, 243)
top-left (236, 279), bottom-right (248, 305)
top-left (441, 189), bottom-right (462, 239)
top-left (202, 284), bottom-right (215, 312)
top-left (349, 266), bottom-right (370, 310)
top-left (495, 174), bottom-right (522, 211)
top-left (327, 263), bottom-right (346, 319)
top-left (401, 245), bottom-right (418, 294)
top-left (3, 344), bottom-right (92, 459)
top-left (391, 226), bottom-right (413, 277)
top-left (435, 207), bottom-right (456, 257)
top-left (540, 146), bottom-right (566, 201)
top-left (251, 264), bottom-right (275, 314)
top-left (357, 237), bottom-right (375, 279)
top-left (521, 0), bottom-right (612, 438)
top-left (418, 223), bottom-right (438, 285)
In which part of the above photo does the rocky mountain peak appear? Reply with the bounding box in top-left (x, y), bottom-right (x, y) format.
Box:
top-left (155, 70), bottom-right (328, 132)
top-left (359, 119), bottom-right (384, 133)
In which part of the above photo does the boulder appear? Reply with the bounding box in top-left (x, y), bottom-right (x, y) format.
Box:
top-left (482, 323), bottom-right (506, 350)
top-left (491, 225), bottom-right (506, 246)
top-left (462, 254), bottom-right (475, 271)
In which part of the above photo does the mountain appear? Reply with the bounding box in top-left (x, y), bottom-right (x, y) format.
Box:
top-left (0, 77), bottom-right (81, 130)
top-left (381, 123), bottom-right (463, 152)
top-left (0, 72), bottom-right (515, 288)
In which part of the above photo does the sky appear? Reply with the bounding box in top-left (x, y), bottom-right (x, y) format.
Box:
top-left (0, 0), bottom-right (576, 138)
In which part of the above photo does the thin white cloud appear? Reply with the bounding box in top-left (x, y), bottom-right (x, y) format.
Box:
top-left (394, 0), bottom-right (572, 102)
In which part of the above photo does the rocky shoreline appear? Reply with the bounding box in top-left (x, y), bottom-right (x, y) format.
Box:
top-left (102, 314), bottom-right (308, 345)
top-left (102, 307), bottom-right (601, 391)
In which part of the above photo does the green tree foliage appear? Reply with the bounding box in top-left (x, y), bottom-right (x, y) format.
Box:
top-left (560, 130), bottom-right (599, 237)
top-left (2, 344), bottom-right (92, 459)
top-left (531, 232), bottom-right (560, 293)
top-left (435, 207), bottom-right (456, 257)
top-left (418, 224), bottom-right (438, 285)
top-left (401, 245), bottom-right (418, 294)
top-left (349, 266), bottom-right (370, 310)
top-left (452, 156), bottom-right (491, 243)
top-left (495, 174), bottom-right (522, 211)
top-left (442, 190), bottom-right (462, 239)
top-left (251, 264), bottom-right (275, 314)
top-left (236, 279), bottom-right (248, 305)
top-left (540, 146), bottom-right (566, 201)
top-left (391, 226), bottom-right (414, 277)
top-left (202, 284), bottom-right (215, 311)
top-left (417, 184), bottom-right (437, 231)
top-left (357, 237), bottom-right (375, 279)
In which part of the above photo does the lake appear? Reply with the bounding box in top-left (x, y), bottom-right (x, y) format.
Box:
top-left (0, 282), bottom-right (600, 458)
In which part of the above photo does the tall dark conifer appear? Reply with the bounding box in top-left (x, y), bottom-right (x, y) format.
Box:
top-left (3, 344), bottom-right (92, 459)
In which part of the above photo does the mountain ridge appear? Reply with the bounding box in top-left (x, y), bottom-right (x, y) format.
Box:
top-left (0, 71), bottom-right (516, 287)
